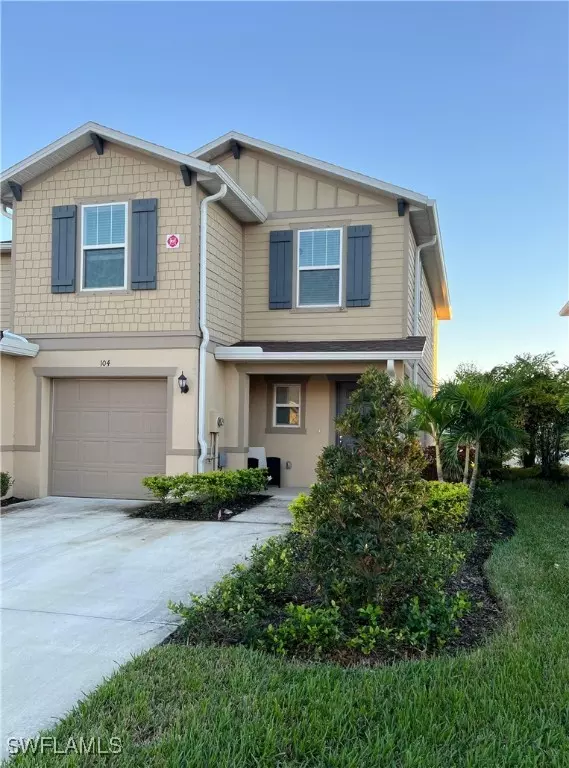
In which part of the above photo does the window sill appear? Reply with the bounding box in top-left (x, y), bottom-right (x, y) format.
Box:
top-left (290, 306), bottom-right (346, 314)
top-left (78, 289), bottom-right (131, 297)
top-left (265, 426), bottom-right (307, 435)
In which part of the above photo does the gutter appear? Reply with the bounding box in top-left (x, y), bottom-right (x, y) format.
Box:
top-left (0, 331), bottom-right (39, 357)
top-left (412, 235), bottom-right (437, 384)
top-left (214, 347), bottom-right (424, 362)
top-left (198, 184), bottom-right (228, 473)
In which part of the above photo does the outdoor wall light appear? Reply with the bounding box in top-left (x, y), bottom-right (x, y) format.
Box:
top-left (178, 372), bottom-right (189, 394)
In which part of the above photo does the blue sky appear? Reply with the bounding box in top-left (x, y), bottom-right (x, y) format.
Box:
top-left (1, 2), bottom-right (567, 377)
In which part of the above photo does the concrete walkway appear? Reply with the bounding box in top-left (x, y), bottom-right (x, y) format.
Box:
top-left (1, 494), bottom-right (292, 756)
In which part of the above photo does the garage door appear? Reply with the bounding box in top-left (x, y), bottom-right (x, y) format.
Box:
top-left (51, 379), bottom-right (167, 499)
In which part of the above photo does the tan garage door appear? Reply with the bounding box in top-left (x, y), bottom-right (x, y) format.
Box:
top-left (51, 378), bottom-right (167, 499)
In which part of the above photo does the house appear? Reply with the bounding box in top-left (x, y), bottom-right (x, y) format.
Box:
top-left (0, 123), bottom-right (450, 499)
top-left (560, 302), bottom-right (569, 316)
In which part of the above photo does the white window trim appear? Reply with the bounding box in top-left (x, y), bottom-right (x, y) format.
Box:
top-left (296, 227), bottom-right (342, 308)
top-left (273, 383), bottom-right (302, 428)
top-left (80, 202), bottom-right (128, 291)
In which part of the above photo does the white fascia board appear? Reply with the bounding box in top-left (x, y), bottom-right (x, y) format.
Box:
top-left (0, 332), bottom-right (39, 357)
top-left (214, 167), bottom-right (267, 222)
top-left (214, 347), bottom-right (423, 362)
top-left (192, 131), bottom-right (430, 207)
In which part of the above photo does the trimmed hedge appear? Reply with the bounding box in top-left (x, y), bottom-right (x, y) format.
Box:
top-left (292, 480), bottom-right (469, 536)
top-left (420, 481), bottom-right (469, 533)
top-left (142, 468), bottom-right (268, 511)
top-left (1, 471), bottom-right (12, 498)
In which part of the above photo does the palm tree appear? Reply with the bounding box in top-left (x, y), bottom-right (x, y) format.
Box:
top-left (441, 381), bottom-right (523, 514)
top-left (406, 387), bottom-right (454, 482)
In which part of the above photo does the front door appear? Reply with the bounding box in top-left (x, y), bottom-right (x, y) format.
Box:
top-left (335, 380), bottom-right (358, 447)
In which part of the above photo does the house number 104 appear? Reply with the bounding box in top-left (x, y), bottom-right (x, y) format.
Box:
top-left (100, 360), bottom-right (111, 367)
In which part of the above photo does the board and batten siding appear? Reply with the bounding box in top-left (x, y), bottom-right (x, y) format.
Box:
top-left (205, 198), bottom-right (243, 345)
top-left (216, 149), bottom-right (388, 214)
top-left (243, 209), bottom-right (405, 341)
top-left (1, 254), bottom-right (12, 329)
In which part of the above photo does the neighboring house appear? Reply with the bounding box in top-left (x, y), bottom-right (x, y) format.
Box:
top-left (0, 123), bottom-right (450, 499)
top-left (560, 302), bottom-right (569, 316)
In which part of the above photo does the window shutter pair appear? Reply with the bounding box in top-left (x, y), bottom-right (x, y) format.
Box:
top-left (51, 199), bottom-right (158, 293)
top-left (268, 225), bottom-right (371, 309)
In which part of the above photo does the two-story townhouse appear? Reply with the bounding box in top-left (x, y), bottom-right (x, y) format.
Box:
top-left (0, 123), bottom-right (450, 499)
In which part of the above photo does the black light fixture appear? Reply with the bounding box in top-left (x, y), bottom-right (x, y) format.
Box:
top-left (178, 372), bottom-right (189, 394)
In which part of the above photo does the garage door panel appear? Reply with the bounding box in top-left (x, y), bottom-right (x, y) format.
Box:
top-left (143, 413), bottom-right (168, 435)
top-left (81, 412), bottom-right (110, 436)
top-left (53, 439), bottom-right (80, 463)
top-left (79, 380), bottom-right (111, 405)
top-left (51, 379), bottom-right (167, 500)
top-left (53, 411), bottom-right (80, 436)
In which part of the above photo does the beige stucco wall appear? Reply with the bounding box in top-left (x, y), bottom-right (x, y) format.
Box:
top-left (0, 355), bottom-right (16, 484)
top-left (206, 199), bottom-right (243, 345)
top-left (12, 143), bottom-right (193, 336)
top-left (245, 361), bottom-right (400, 487)
top-left (1, 254), bottom-right (11, 329)
top-left (4, 348), bottom-right (201, 499)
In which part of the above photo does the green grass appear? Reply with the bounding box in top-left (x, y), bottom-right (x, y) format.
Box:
top-left (9, 481), bottom-right (569, 767)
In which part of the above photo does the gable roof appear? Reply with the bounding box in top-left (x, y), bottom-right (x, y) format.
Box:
top-left (560, 302), bottom-right (569, 317)
top-left (192, 131), bottom-right (450, 320)
top-left (0, 123), bottom-right (267, 224)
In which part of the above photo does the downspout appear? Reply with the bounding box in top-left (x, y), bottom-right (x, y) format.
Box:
top-left (198, 183), bottom-right (228, 473)
top-left (412, 235), bottom-right (437, 385)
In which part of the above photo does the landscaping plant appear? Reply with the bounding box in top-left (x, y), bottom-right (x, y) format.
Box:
top-left (1, 471), bottom-right (13, 498)
top-left (172, 368), bottom-right (474, 660)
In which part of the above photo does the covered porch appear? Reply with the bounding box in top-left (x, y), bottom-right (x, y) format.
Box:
top-left (215, 338), bottom-right (425, 488)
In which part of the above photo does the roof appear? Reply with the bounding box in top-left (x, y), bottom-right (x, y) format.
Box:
top-left (560, 302), bottom-right (569, 316)
top-left (0, 123), bottom-right (267, 224)
top-left (231, 338), bottom-right (426, 353)
top-left (215, 337), bottom-right (426, 363)
top-left (192, 131), bottom-right (450, 320)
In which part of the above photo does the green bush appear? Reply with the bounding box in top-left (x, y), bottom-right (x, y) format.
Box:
top-left (494, 466), bottom-right (541, 481)
top-left (142, 468), bottom-right (268, 511)
top-left (262, 603), bottom-right (343, 657)
top-left (469, 478), bottom-right (509, 533)
top-left (420, 481), bottom-right (469, 533)
top-left (1, 472), bottom-right (12, 498)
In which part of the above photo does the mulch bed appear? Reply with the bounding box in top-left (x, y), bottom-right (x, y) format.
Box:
top-left (129, 494), bottom-right (270, 522)
top-left (444, 514), bottom-right (516, 655)
top-left (1, 497), bottom-right (28, 513)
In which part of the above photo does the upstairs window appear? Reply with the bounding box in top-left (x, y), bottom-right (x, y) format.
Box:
top-left (273, 384), bottom-right (301, 427)
top-left (297, 228), bottom-right (342, 307)
top-left (81, 203), bottom-right (127, 290)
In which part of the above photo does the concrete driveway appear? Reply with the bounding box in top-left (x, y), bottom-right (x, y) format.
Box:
top-left (1, 495), bottom-right (290, 753)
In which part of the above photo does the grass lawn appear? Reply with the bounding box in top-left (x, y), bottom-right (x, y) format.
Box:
top-left (9, 481), bottom-right (569, 767)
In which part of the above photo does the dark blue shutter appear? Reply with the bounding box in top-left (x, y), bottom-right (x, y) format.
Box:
top-left (131, 198), bottom-right (158, 290)
top-left (51, 205), bottom-right (77, 293)
top-left (269, 230), bottom-right (293, 309)
top-left (346, 225), bottom-right (371, 307)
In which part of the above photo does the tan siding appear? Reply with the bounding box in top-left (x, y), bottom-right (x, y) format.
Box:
top-left (1, 254), bottom-right (12, 328)
top-left (407, 225), bottom-right (417, 335)
top-left (206, 199), bottom-right (243, 345)
top-left (217, 149), bottom-right (395, 215)
top-left (418, 268), bottom-right (435, 393)
top-left (12, 144), bottom-right (193, 336)
top-left (243, 209), bottom-right (405, 341)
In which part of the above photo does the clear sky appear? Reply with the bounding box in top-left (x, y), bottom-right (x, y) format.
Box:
top-left (1, 1), bottom-right (567, 377)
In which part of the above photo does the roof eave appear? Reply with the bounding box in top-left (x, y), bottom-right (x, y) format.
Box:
top-left (214, 347), bottom-right (424, 362)
top-left (0, 123), bottom-right (266, 223)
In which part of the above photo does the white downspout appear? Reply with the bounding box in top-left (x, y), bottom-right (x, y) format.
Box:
top-left (198, 183), bottom-right (227, 473)
top-left (412, 235), bottom-right (437, 385)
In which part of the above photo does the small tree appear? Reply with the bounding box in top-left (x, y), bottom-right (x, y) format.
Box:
top-left (406, 386), bottom-right (454, 481)
top-left (304, 368), bottom-right (435, 608)
top-left (442, 381), bottom-right (523, 513)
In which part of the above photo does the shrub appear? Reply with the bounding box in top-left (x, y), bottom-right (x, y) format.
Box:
top-left (142, 468), bottom-right (268, 511)
top-left (262, 603), bottom-right (343, 657)
top-left (494, 466), bottom-right (541, 482)
top-left (1, 472), bottom-right (13, 498)
top-left (420, 481), bottom-right (469, 533)
top-left (469, 478), bottom-right (509, 534)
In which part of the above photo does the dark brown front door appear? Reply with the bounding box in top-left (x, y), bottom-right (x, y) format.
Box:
top-left (335, 380), bottom-right (358, 447)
